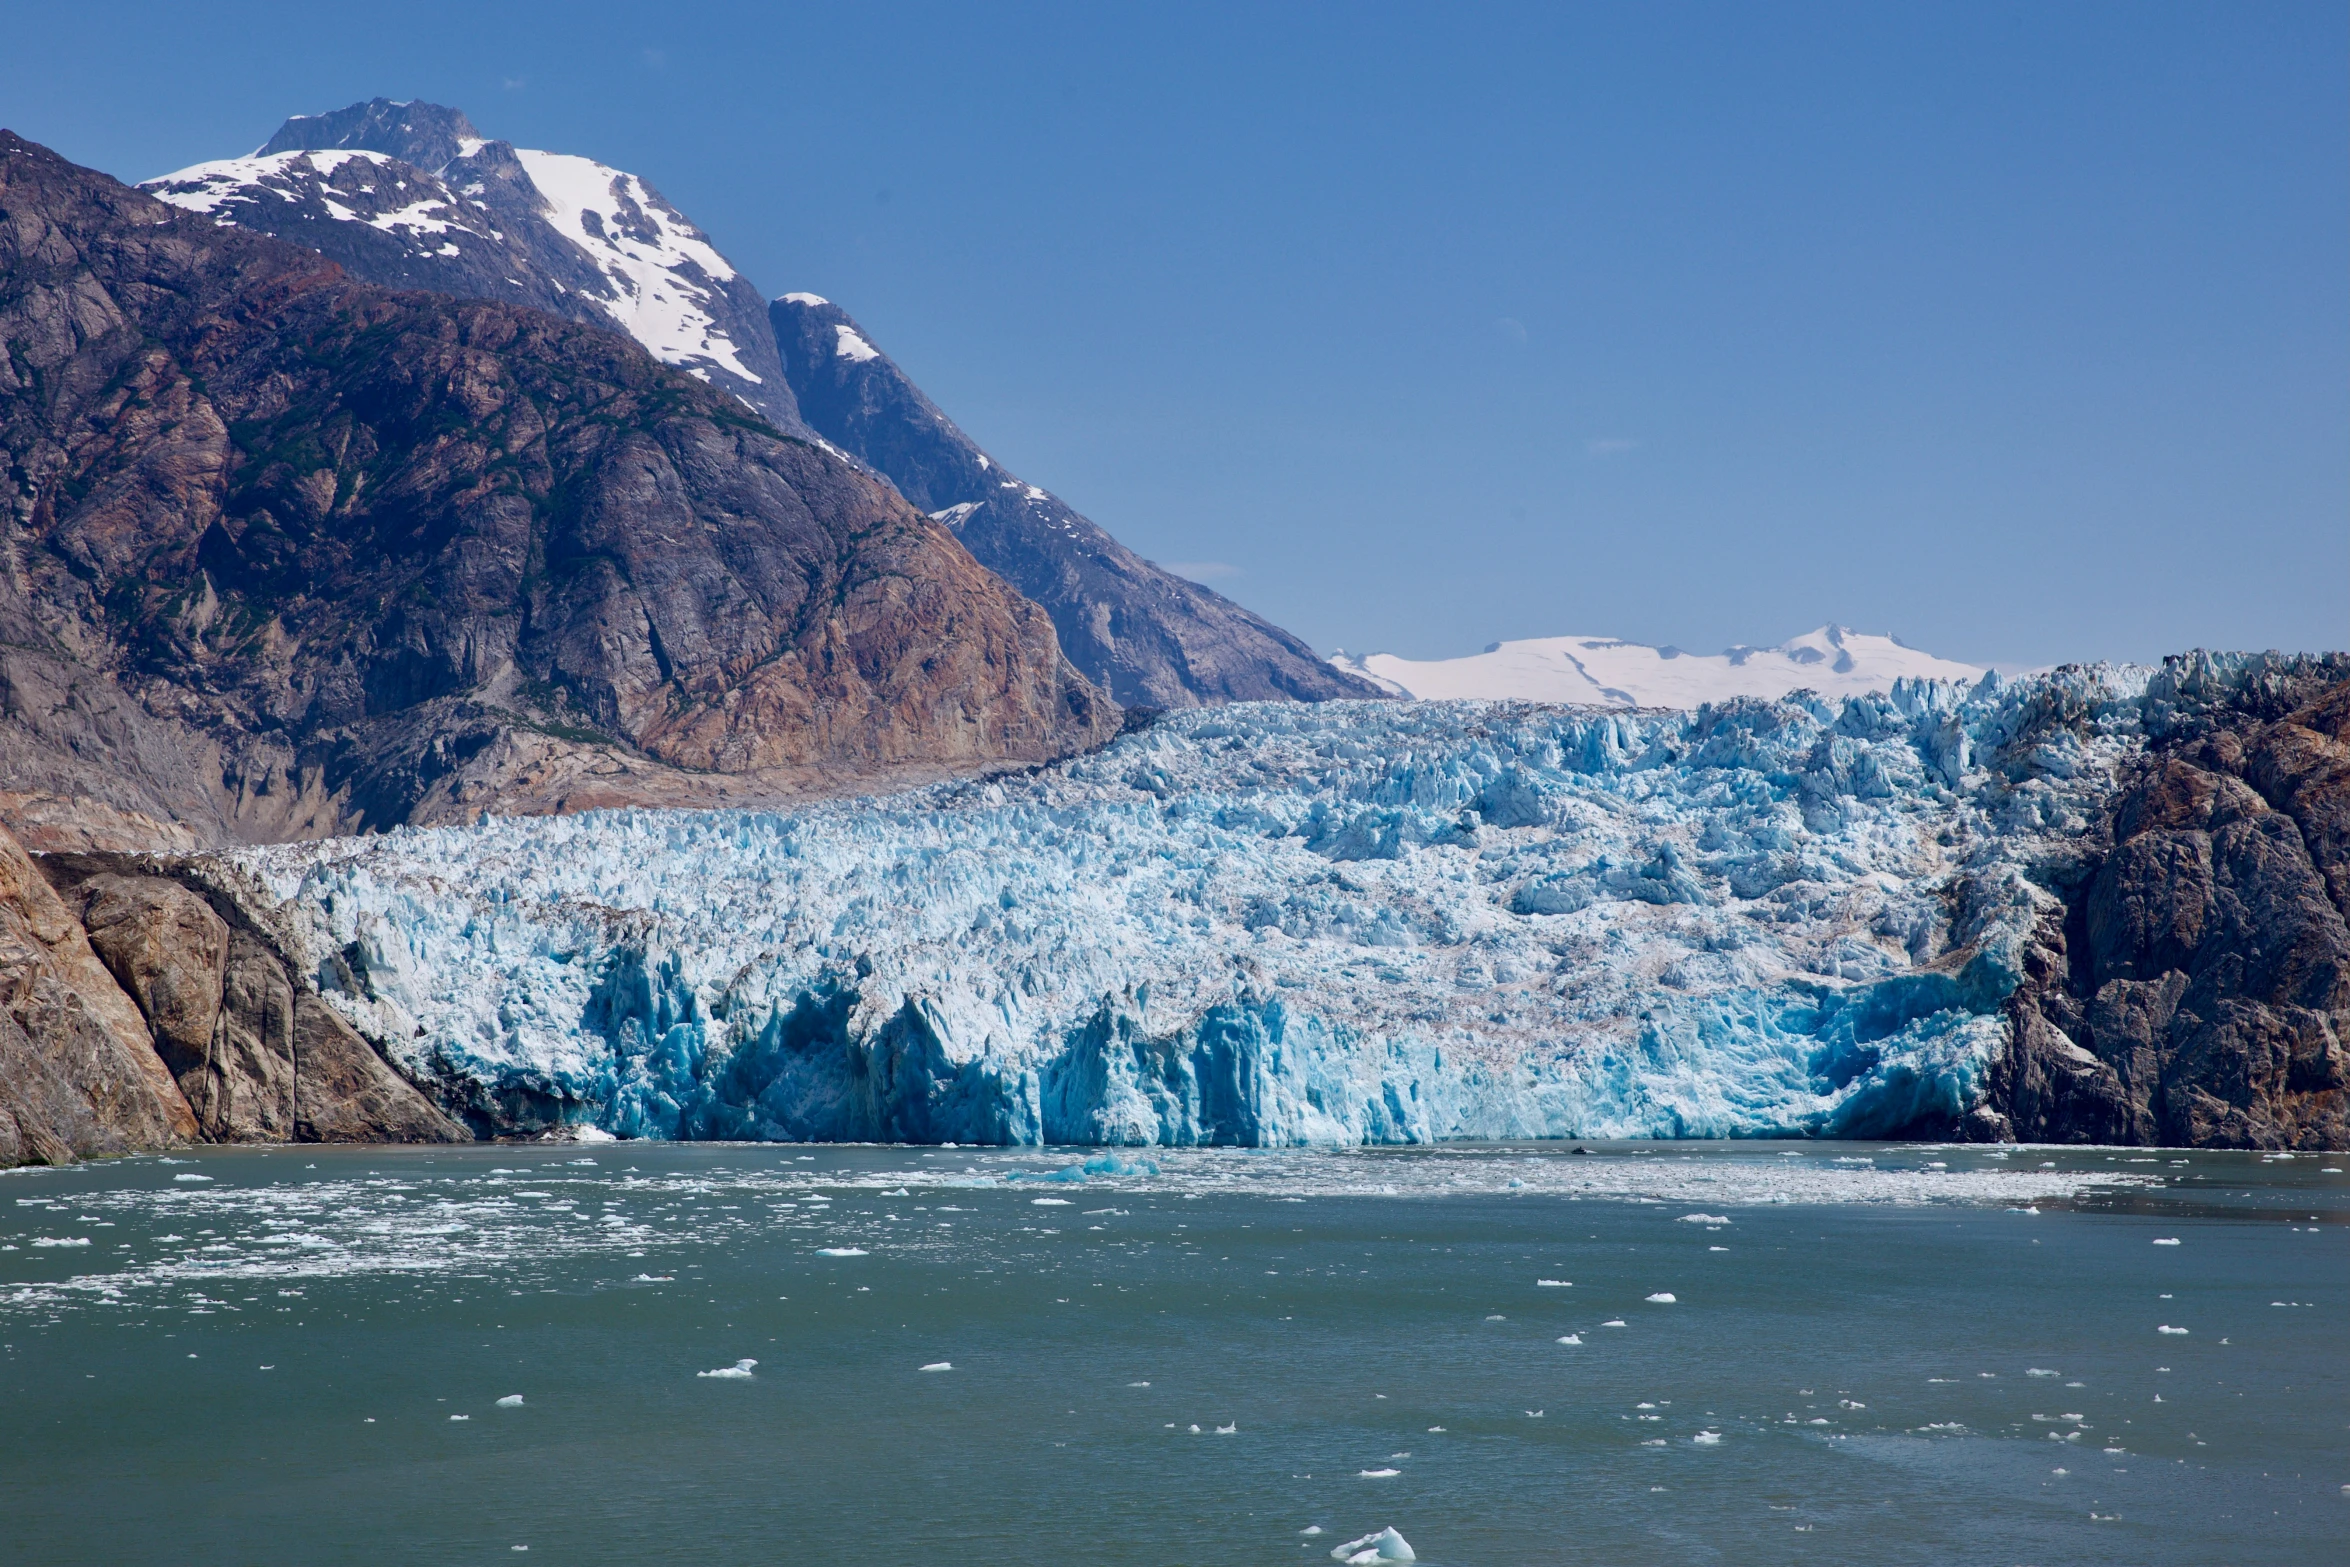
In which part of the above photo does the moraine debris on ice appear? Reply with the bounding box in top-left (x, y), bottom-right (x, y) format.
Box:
top-left (234, 654), bottom-right (2333, 1147)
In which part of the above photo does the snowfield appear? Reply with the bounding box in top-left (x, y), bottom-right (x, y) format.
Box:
top-left (237, 660), bottom-right (2214, 1147)
top-left (1329, 626), bottom-right (1985, 707)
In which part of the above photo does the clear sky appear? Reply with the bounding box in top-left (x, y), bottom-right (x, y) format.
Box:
top-left (7, 2), bottom-right (2344, 667)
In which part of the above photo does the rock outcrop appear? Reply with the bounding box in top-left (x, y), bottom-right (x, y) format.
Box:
top-left (0, 822), bottom-right (468, 1167)
top-left (0, 825), bottom-right (196, 1164)
top-left (0, 130), bottom-right (1115, 851)
top-left (1987, 667), bottom-right (2350, 1147)
top-left (771, 295), bottom-right (1388, 710)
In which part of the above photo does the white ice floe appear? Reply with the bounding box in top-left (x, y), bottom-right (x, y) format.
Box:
top-left (698, 1359), bottom-right (757, 1379)
top-left (173, 1175), bottom-right (213, 1183)
top-left (496, 1394), bottom-right (524, 1407)
top-left (815, 1248), bottom-right (868, 1257)
top-left (1556, 1334), bottom-right (1582, 1345)
top-left (2152, 1238), bottom-right (2181, 1246)
top-left (919, 1362), bottom-right (953, 1372)
top-left (1329, 1527), bottom-right (1415, 1563)
top-left (1536, 1279), bottom-right (1571, 1287)
top-left (1601, 1319), bottom-right (1627, 1328)
top-left (1645, 1292), bottom-right (1677, 1304)
top-left (2157, 1325), bottom-right (2189, 1335)
top-left (1692, 1430), bottom-right (1722, 1445)
top-left (1357, 1468), bottom-right (1401, 1478)
top-left (1678, 1214), bottom-right (1731, 1225)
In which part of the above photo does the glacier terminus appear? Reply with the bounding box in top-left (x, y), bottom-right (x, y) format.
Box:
top-left (236, 655), bottom-right (2300, 1147)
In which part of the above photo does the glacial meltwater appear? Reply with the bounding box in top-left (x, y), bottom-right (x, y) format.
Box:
top-left (2, 1142), bottom-right (2342, 1565)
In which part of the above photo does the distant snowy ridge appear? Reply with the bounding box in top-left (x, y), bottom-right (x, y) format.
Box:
top-left (229, 654), bottom-right (2299, 1149)
top-left (1330, 626), bottom-right (1984, 708)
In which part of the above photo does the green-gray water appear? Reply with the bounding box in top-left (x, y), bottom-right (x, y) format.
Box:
top-left (3, 1142), bottom-right (2342, 1564)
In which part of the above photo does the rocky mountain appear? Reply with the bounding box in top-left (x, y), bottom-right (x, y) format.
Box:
top-left (141, 100), bottom-right (1377, 712)
top-left (142, 99), bottom-right (806, 438)
top-left (0, 130), bottom-right (1114, 851)
top-left (770, 294), bottom-right (1384, 709)
top-left (1331, 624), bottom-right (1986, 706)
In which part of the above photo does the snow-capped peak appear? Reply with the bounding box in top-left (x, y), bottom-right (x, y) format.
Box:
top-left (138, 103), bottom-right (804, 434)
top-left (1328, 626), bottom-right (1984, 708)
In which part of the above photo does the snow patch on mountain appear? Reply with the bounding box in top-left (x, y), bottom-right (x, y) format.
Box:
top-left (1330, 626), bottom-right (1985, 709)
top-left (231, 658), bottom-right (2217, 1148)
top-left (145, 149), bottom-right (400, 217)
top-left (508, 148), bottom-right (760, 383)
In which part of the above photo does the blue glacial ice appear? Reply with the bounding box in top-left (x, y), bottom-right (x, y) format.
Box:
top-left (236, 661), bottom-right (2193, 1146)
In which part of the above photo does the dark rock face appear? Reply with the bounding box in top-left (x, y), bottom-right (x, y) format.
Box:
top-left (0, 825), bottom-right (197, 1164)
top-left (35, 847), bottom-right (467, 1156)
top-left (143, 99), bottom-right (808, 438)
top-left (771, 295), bottom-right (1387, 710)
top-left (1986, 665), bottom-right (2350, 1148)
top-left (1, 131), bottom-right (1114, 848)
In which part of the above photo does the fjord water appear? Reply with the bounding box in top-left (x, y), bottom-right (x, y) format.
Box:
top-left (2, 1144), bottom-right (2341, 1566)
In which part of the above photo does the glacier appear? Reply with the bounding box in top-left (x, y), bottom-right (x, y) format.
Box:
top-left (231, 660), bottom-right (2216, 1147)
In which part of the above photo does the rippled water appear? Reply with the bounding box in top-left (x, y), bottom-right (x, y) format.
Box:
top-left (3, 1141), bottom-right (2342, 1565)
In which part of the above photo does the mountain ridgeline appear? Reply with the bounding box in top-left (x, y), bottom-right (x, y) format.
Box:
top-left (143, 98), bottom-right (1380, 713)
top-left (769, 295), bottom-right (1382, 708)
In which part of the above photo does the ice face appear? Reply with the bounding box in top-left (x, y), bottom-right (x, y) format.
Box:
top-left (237, 659), bottom-right (2245, 1147)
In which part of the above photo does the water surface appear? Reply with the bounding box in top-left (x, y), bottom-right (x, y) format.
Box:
top-left (3, 1141), bottom-right (2342, 1564)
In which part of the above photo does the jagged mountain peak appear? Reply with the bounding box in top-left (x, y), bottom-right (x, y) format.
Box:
top-left (257, 97), bottom-right (483, 169)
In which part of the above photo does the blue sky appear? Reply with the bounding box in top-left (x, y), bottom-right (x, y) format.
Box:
top-left (7, 2), bottom-right (2343, 666)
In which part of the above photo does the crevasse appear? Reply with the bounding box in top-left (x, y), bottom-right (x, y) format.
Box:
top-left (240, 661), bottom-right (2198, 1145)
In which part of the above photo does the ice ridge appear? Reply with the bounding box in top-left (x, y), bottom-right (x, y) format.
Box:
top-left (238, 657), bottom-right (2284, 1146)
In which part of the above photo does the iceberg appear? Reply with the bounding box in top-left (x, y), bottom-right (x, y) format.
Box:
top-left (236, 659), bottom-right (2263, 1147)
top-left (1330, 1527), bottom-right (1416, 1562)
top-left (697, 1359), bottom-right (757, 1379)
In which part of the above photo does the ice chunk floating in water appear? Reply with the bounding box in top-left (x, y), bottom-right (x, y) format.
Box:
top-left (698, 1359), bottom-right (757, 1379)
top-left (1330, 1527), bottom-right (1416, 1562)
top-left (234, 659), bottom-right (2271, 1146)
